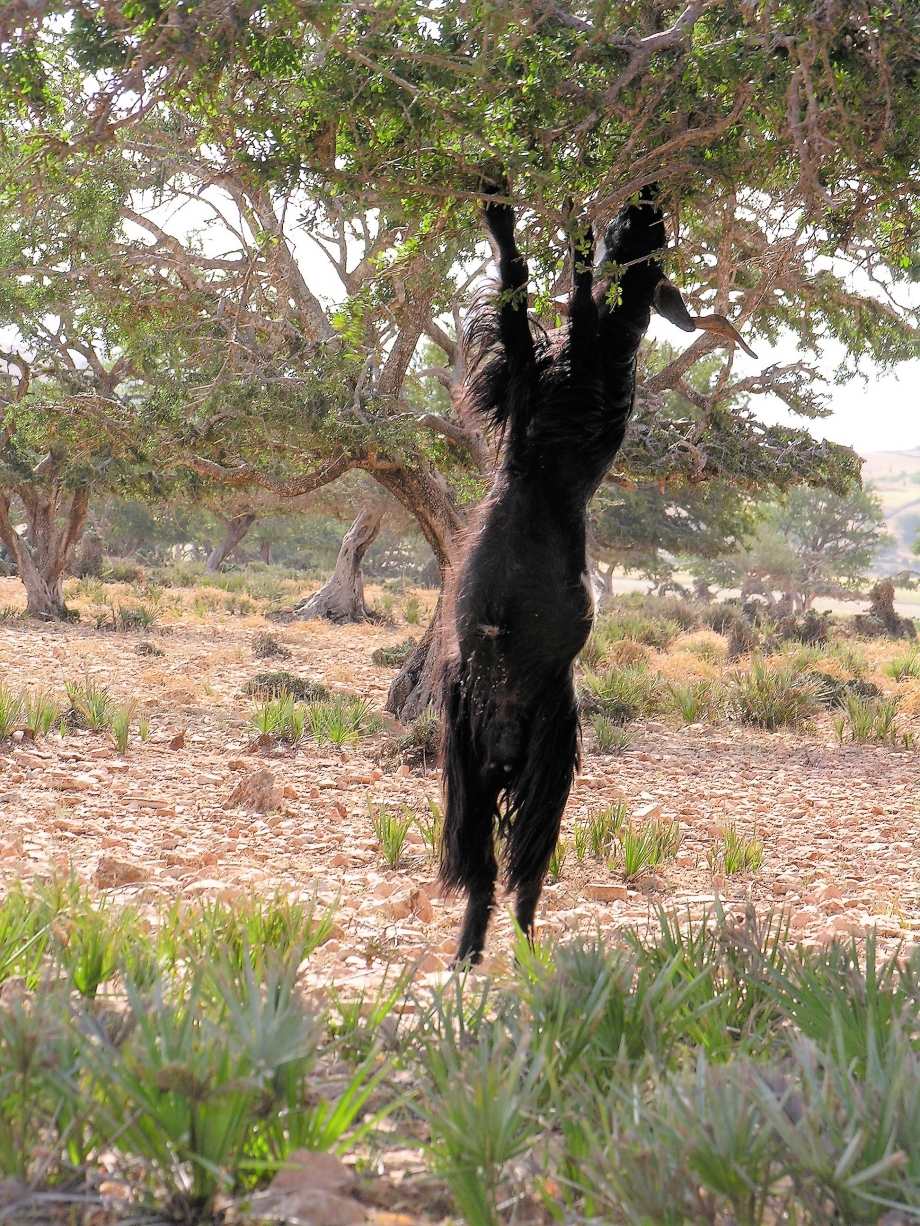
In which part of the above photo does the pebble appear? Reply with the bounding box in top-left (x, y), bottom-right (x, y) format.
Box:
top-left (0, 594), bottom-right (915, 991)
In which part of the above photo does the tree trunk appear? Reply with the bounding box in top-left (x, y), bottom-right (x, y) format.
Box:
top-left (258, 539), bottom-right (272, 564)
top-left (596, 563), bottom-right (614, 596)
top-left (385, 587), bottom-right (452, 721)
top-left (205, 513), bottom-right (257, 573)
top-left (365, 458), bottom-right (468, 722)
top-left (0, 486), bottom-right (90, 619)
top-left (292, 503), bottom-right (384, 622)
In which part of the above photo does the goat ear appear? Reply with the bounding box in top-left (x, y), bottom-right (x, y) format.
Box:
top-left (654, 279), bottom-right (696, 332)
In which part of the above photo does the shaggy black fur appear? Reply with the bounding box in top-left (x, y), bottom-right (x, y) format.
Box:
top-left (440, 185), bottom-right (697, 965)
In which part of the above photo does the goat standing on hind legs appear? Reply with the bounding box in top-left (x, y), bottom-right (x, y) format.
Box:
top-left (439, 185), bottom-right (756, 966)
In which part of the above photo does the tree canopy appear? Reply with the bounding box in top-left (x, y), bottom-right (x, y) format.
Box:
top-left (2, 2), bottom-right (919, 699)
top-left (691, 483), bottom-right (893, 611)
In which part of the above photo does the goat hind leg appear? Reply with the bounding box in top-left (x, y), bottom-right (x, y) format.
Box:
top-left (441, 675), bottom-right (500, 966)
top-left (511, 798), bottom-right (566, 947)
top-left (506, 683), bottom-right (579, 946)
top-left (455, 869), bottom-right (497, 967)
top-left (447, 785), bottom-right (499, 966)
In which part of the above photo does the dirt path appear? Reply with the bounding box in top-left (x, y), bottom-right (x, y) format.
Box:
top-left (2, 576), bottom-right (919, 990)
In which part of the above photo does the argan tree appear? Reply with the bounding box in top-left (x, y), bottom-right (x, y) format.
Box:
top-left (0, 147), bottom-right (156, 617)
top-left (4, 2), bottom-right (920, 704)
top-left (691, 484), bottom-right (893, 612)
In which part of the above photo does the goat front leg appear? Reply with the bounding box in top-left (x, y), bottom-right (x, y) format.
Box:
top-left (567, 217), bottom-right (598, 368)
top-left (481, 186), bottom-right (534, 365)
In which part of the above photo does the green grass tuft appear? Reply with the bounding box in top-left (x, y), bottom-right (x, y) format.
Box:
top-left (730, 659), bottom-right (819, 729)
top-left (580, 665), bottom-right (661, 724)
top-left (0, 684), bottom-right (23, 738)
top-left (884, 647), bottom-right (920, 681)
top-left (368, 799), bottom-right (413, 867)
top-left (574, 800), bottom-right (627, 862)
top-left (709, 821), bottom-right (764, 875)
top-left (833, 692), bottom-right (912, 747)
top-left (64, 677), bottom-right (112, 732)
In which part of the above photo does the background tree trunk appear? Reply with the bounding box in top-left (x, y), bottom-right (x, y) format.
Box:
top-left (0, 487), bottom-right (89, 619)
top-left (293, 503), bottom-right (384, 622)
top-left (205, 513), bottom-right (257, 574)
top-left (367, 460), bottom-right (467, 722)
top-left (385, 588), bottom-right (451, 722)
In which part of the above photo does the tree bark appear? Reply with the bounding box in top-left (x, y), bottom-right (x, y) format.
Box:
top-left (205, 513), bottom-right (257, 573)
top-left (364, 458), bottom-right (467, 722)
top-left (292, 503), bottom-right (384, 622)
top-left (385, 587), bottom-right (452, 722)
top-left (0, 486), bottom-right (90, 619)
top-left (371, 462), bottom-right (462, 721)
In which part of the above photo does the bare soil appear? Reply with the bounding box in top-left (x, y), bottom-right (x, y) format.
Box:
top-left (1, 576), bottom-right (919, 994)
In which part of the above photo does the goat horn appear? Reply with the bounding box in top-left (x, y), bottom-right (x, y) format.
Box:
top-left (692, 314), bottom-right (758, 359)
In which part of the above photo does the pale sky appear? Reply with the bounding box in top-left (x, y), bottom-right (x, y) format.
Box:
top-left (645, 317), bottom-right (920, 459)
top-left (745, 359), bottom-right (920, 460)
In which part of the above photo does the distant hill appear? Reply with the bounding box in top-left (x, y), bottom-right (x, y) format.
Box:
top-left (860, 450), bottom-right (920, 569)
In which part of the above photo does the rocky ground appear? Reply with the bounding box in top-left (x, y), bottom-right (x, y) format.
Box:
top-left (1, 574), bottom-right (919, 995)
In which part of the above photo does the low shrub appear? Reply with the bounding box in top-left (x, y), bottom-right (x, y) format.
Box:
top-left (376, 709), bottom-right (440, 770)
top-left (726, 618), bottom-right (760, 659)
top-left (102, 559), bottom-right (145, 583)
top-left (580, 665), bottom-right (661, 724)
top-left (774, 609), bottom-right (831, 644)
top-left (807, 672), bottom-right (881, 708)
top-left (701, 600), bottom-right (742, 635)
top-left (371, 637), bottom-right (417, 667)
top-left (252, 631), bottom-right (291, 659)
top-left (730, 659), bottom-right (820, 729)
top-left (243, 672), bottom-right (329, 702)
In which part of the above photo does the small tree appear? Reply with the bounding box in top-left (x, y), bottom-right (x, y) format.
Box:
top-left (692, 485), bottom-right (893, 612)
top-left (0, 130), bottom-right (190, 616)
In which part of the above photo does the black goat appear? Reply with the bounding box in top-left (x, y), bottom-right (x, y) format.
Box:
top-left (440, 187), bottom-right (754, 964)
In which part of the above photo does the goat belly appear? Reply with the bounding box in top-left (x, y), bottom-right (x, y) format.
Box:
top-left (460, 531), bottom-right (591, 659)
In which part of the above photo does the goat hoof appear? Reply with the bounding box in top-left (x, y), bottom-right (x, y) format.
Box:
top-left (449, 950), bottom-right (483, 971)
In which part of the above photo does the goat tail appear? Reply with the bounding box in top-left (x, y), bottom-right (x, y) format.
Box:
top-left (504, 672), bottom-right (580, 895)
top-left (439, 661), bottom-right (498, 895)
